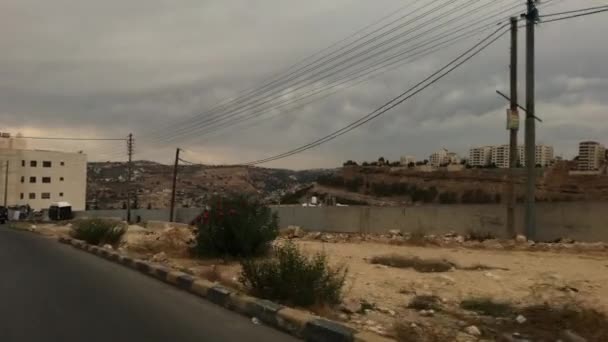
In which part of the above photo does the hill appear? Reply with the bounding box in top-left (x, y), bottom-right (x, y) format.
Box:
top-left (86, 161), bottom-right (331, 209)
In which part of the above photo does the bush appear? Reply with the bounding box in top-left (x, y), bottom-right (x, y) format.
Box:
top-left (240, 242), bottom-right (347, 307)
top-left (70, 218), bottom-right (127, 245)
top-left (460, 297), bottom-right (514, 317)
top-left (370, 255), bottom-right (454, 273)
top-left (195, 194), bottom-right (278, 257)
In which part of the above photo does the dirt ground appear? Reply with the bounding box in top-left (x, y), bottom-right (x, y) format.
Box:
top-left (19, 222), bottom-right (608, 341)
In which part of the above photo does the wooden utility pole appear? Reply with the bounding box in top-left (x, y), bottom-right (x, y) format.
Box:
top-left (524, 0), bottom-right (538, 239)
top-left (126, 133), bottom-right (134, 223)
top-left (169, 148), bottom-right (181, 222)
top-left (506, 17), bottom-right (519, 238)
top-left (3, 161), bottom-right (9, 207)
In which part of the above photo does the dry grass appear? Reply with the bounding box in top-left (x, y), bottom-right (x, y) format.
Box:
top-left (370, 255), bottom-right (454, 273)
top-left (465, 229), bottom-right (496, 242)
top-left (407, 229), bottom-right (428, 246)
top-left (408, 295), bottom-right (442, 311)
top-left (480, 303), bottom-right (608, 341)
top-left (459, 297), bottom-right (514, 317)
top-left (394, 322), bottom-right (454, 342)
top-left (126, 228), bottom-right (193, 257)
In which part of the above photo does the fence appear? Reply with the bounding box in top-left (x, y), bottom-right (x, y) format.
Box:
top-left (75, 202), bottom-right (608, 242)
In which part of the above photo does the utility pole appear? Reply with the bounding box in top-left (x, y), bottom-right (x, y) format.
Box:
top-left (506, 17), bottom-right (519, 238)
top-left (126, 133), bottom-right (134, 223)
top-left (169, 148), bottom-right (181, 222)
top-left (524, 0), bottom-right (538, 239)
top-left (3, 161), bottom-right (9, 207)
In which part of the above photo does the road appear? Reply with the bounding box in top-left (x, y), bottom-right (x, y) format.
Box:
top-left (0, 227), bottom-right (297, 342)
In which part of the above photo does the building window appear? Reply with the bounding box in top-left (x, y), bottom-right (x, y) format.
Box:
top-left (41, 193), bottom-right (50, 199)
top-left (29, 176), bottom-right (36, 183)
top-left (59, 192), bottom-right (64, 197)
top-left (60, 161), bottom-right (65, 166)
top-left (60, 177), bottom-right (64, 181)
top-left (20, 193), bottom-right (24, 200)
top-left (21, 160), bottom-right (25, 167)
top-left (30, 160), bottom-right (37, 167)
top-left (20, 176), bottom-right (24, 183)
top-left (42, 177), bottom-right (51, 183)
top-left (29, 193), bottom-right (35, 199)
top-left (43, 161), bottom-right (52, 167)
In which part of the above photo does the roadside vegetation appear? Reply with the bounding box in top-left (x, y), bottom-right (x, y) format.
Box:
top-left (70, 218), bottom-right (127, 245)
top-left (194, 194), bottom-right (278, 257)
top-left (240, 241), bottom-right (347, 307)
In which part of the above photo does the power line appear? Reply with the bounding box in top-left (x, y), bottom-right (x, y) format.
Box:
top-left (142, 0), bottom-right (445, 139)
top-left (540, 6), bottom-right (608, 22)
top-left (157, 0), bottom-right (517, 144)
top-left (180, 1), bottom-right (526, 142)
top-left (152, 0), bottom-right (489, 143)
top-left (539, 4), bottom-right (608, 17)
top-left (242, 4), bottom-right (608, 167)
top-left (244, 24), bottom-right (511, 166)
top-left (16, 136), bottom-right (126, 141)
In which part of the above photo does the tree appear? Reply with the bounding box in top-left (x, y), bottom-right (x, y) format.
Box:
top-left (121, 201), bottom-right (127, 210)
top-left (362, 161), bottom-right (370, 166)
top-left (378, 157), bottom-right (385, 165)
top-left (147, 203), bottom-right (152, 210)
top-left (343, 160), bottom-right (358, 166)
top-left (408, 162), bottom-right (415, 168)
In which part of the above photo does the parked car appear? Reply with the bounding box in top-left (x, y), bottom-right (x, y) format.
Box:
top-left (0, 206), bottom-right (8, 224)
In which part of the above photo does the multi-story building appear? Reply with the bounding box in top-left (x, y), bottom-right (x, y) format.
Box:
top-left (578, 141), bottom-right (606, 171)
top-left (399, 155), bottom-right (416, 166)
top-left (429, 148), bottom-right (449, 167)
top-left (469, 144), bottom-right (554, 168)
top-left (468, 146), bottom-right (492, 167)
top-left (0, 134), bottom-right (87, 210)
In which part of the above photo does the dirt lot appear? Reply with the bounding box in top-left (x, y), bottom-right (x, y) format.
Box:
top-left (20, 222), bottom-right (608, 341)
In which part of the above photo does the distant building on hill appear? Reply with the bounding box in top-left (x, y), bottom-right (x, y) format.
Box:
top-left (578, 141), bottom-right (605, 171)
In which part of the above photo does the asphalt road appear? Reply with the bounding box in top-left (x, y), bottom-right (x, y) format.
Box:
top-left (0, 227), bottom-right (297, 342)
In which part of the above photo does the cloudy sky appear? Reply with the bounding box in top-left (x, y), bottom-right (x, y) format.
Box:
top-left (1, 0), bottom-right (607, 169)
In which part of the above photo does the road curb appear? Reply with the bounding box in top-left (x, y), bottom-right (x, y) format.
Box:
top-left (57, 236), bottom-right (393, 342)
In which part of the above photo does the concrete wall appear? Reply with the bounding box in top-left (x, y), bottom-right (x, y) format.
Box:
top-left (75, 202), bottom-right (608, 242)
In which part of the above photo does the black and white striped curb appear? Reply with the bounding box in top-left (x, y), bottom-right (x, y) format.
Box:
top-left (57, 236), bottom-right (392, 342)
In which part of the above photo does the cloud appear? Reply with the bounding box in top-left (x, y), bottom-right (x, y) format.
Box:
top-left (1, 0), bottom-right (607, 169)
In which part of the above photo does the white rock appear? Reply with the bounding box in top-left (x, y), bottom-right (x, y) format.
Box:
top-left (465, 325), bottom-right (481, 336)
top-left (151, 251), bottom-right (168, 262)
top-left (251, 317), bottom-right (261, 325)
top-left (483, 271), bottom-right (501, 280)
top-left (515, 234), bottom-right (527, 243)
top-left (103, 244), bottom-right (113, 250)
top-left (419, 309), bottom-right (435, 317)
top-left (388, 229), bottom-right (402, 236)
top-left (515, 314), bottom-right (527, 324)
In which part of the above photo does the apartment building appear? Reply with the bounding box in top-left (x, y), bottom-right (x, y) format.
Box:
top-left (429, 148), bottom-right (448, 167)
top-left (469, 144), bottom-right (553, 168)
top-left (578, 141), bottom-right (606, 171)
top-left (468, 146), bottom-right (492, 167)
top-left (0, 135), bottom-right (87, 210)
top-left (399, 155), bottom-right (416, 166)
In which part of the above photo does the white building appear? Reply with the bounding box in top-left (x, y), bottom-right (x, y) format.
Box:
top-left (399, 155), bottom-right (416, 166)
top-left (468, 146), bottom-right (492, 167)
top-left (429, 148), bottom-right (449, 167)
top-left (470, 144), bottom-right (554, 168)
top-left (578, 141), bottom-right (605, 171)
top-left (0, 134), bottom-right (87, 210)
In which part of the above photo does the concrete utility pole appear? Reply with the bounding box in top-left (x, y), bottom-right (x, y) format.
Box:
top-left (524, 0), bottom-right (538, 239)
top-left (3, 161), bottom-right (9, 207)
top-left (169, 148), bottom-right (181, 222)
top-left (126, 133), bottom-right (134, 223)
top-left (506, 17), bottom-right (519, 238)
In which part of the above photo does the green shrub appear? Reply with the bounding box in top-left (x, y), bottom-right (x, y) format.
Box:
top-left (239, 242), bottom-right (347, 307)
top-left (195, 194), bottom-right (278, 257)
top-left (70, 218), bottom-right (127, 245)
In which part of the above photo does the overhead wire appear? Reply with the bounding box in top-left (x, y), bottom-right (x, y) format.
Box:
top-left (242, 5), bottom-right (608, 166)
top-left (144, 0), bottom-right (449, 140)
top-left (241, 24), bottom-right (511, 166)
top-left (151, 0), bottom-right (483, 143)
top-left (180, 0), bottom-right (527, 142)
top-left (157, 0), bottom-right (514, 144)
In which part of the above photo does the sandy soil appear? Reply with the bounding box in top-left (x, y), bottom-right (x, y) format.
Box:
top-left (22, 222), bottom-right (608, 340)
